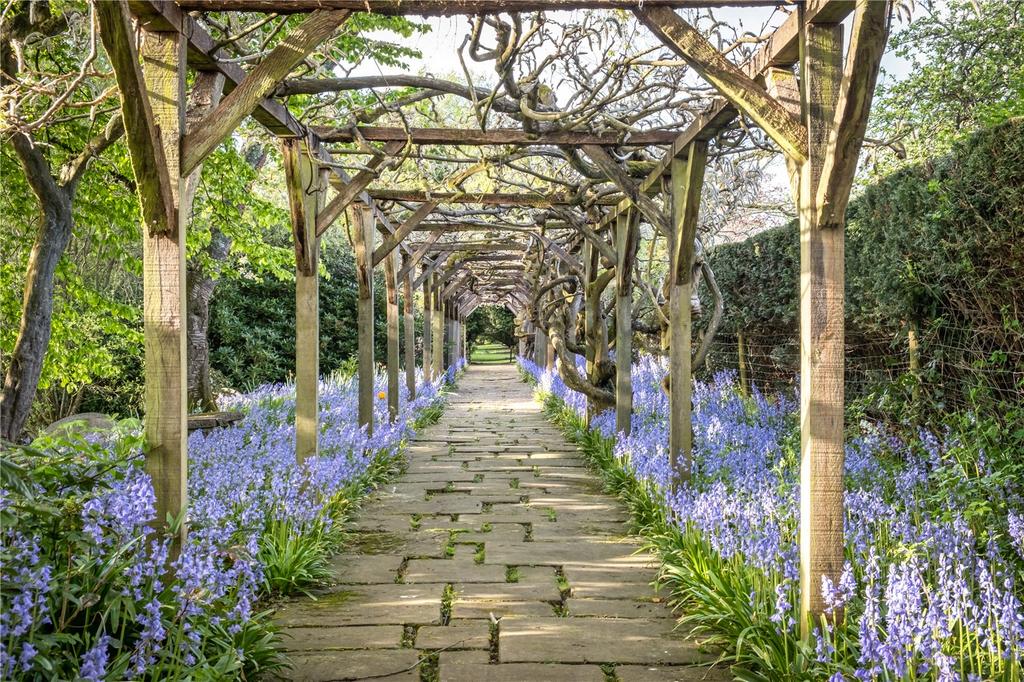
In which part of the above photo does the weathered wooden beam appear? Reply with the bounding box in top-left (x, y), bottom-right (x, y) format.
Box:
top-left (420, 242), bottom-right (527, 252)
top-left (97, 10), bottom-right (191, 544)
top-left (431, 272), bottom-right (444, 378)
top-left (182, 9), bottom-right (350, 175)
top-left (315, 125), bottom-right (680, 146)
top-left (411, 221), bottom-right (569, 231)
top-left (635, 6), bottom-right (808, 163)
top-left (595, 0), bottom-right (854, 232)
top-left (318, 140), bottom-right (404, 237)
top-left (798, 17), bottom-right (846, 630)
top-left (397, 229), bottom-right (444, 281)
top-left (413, 253), bottom-right (452, 289)
top-left (583, 144), bottom-right (671, 236)
top-left (283, 137), bottom-right (325, 462)
top-left (352, 203), bottom-right (376, 435)
top-left (402, 253), bottom-right (416, 399)
top-left (97, 1), bottom-right (176, 236)
top-left (179, 0), bottom-right (789, 14)
top-left (614, 209), bottom-right (640, 435)
top-left (384, 247), bottom-right (400, 421)
top-left (372, 201), bottom-right (439, 267)
top-left (668, 142), bottom-right (707, 489)
top-left (422, 276), bottom-right (433, 383)
top-left (816, 0), bottom-right (889, 228)
top-left (366, 189), bottom-right (616, 206)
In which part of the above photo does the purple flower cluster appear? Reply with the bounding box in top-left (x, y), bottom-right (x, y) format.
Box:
top-left (520, 354), bottom-right (1023, 679)
top-left (1, 366), bottom-right (452, 679)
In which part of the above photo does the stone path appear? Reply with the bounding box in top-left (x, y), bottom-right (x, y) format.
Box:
top-left (273, 364), bottom-right (727, 681)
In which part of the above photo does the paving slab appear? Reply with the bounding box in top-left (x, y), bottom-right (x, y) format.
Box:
top-left (274, 365), bottom-right (714, 681)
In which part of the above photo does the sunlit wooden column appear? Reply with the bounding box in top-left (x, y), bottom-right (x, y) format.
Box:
top-left (422, 277), bottom-right (433, 382)
top-left (402, 254), bottom-right (416, 399)
top-left (798, 18), bottom-right (846, 629)
top-left (431, 273), bottom-right (444, 379)
top-left (351, 203), bottom-right (376, 435)
top-left (138, 27), bottom-right (189, 542)
top-left (384, 248), bottom-right (400, 421)
top-left (669, 143), bottom-right (707, 487)
top-left (283, 137), bottom-right (325, 462)
top-left (614, 210), bottom-right (639, 436)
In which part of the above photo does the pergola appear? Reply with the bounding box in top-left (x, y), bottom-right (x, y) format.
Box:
top-left (98, 0), bottom-right (888, 631)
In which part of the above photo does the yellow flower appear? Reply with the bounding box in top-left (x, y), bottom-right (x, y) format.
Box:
top-left (377, 391), bottom-right (387, 400)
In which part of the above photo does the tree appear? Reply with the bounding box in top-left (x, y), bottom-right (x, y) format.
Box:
top-left (1, 2), bottom-right (128, 440)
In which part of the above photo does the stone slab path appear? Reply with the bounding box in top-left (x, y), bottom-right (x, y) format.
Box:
top-left (273, 364), bottom-right (727, 682)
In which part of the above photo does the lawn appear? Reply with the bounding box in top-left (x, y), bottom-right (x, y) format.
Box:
top-left (470, 342), bottom-right (514, 364)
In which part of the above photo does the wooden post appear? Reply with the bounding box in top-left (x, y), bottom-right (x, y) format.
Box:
top-left (384, 248), bottom-right (400, 421)
top-left (534, 325), bottom-right (548, 368)
top-left (139, 28), bottom-right (188, 542)
top-left (737, 330), bottom-right (749, 396)
top-left (432, 273), bottom-right (444, 379)
top-left (908, 321), bottom-right (920, 405)
top-left (422, 278), bottom-right (433, 382)
top-left (352, 203), bottom-right (376, 435)
top-left (798, 18), bottom-right (845, 631)
top-left (614, 210), bottom-right (639, 436)
top-left (403, 254), bottom-right (416, 399)
top-left (283, 137), bottom-right (324, 462)
top-left (669, 142), bottom-right (708, 488)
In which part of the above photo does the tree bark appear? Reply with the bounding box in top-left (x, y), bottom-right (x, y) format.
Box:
top-left (186, 229), bottom-right (230, 412)
top-left (1, 175), bottom-right (73, 441)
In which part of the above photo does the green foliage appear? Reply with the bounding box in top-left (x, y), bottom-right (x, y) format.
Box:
top-left (708, 119), bottom-right (1024, 417)
top-left (209, 243), bottom-right (407, 390)
top-left (466, 305), bottom-right (517, 349)
top-left (869, 0), bottom-right (1024, 174)
top-left (258, 519), bottom-right (335, 598)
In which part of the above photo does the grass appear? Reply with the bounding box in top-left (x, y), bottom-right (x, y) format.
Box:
top-left (469, 341), bottom-right (515, 365)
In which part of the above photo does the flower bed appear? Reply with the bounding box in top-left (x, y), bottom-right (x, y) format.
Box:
top-left (1, 362), bottom-right (463, 680)
top-left (520, 355), bottom-right (1023, 681)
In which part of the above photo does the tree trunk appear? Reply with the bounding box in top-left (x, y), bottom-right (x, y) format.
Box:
top-left (186, 229), bottom-right (230, 412)
top-left (1, 194), bottom-right (73, 441)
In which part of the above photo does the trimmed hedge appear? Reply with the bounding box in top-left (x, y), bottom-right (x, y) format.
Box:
top-left (706, 118), bottom-right (1024, 415)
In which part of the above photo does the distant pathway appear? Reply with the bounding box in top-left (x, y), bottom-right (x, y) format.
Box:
top-left (274, 365), bottom-right (726, 681)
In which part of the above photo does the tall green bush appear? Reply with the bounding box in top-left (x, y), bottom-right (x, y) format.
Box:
top-left (707, 118), bottom-right (1024, 416)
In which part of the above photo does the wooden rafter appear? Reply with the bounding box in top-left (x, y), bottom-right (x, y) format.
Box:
top-left (635, 6), bottom-right (807, 162)
top-left (318, 140), bottom-right (404, 237)
top-left (366, 189), bottom-right (614, 206)
top-left (178, 1), bottom-right (792, 14)
top-left (372, 201), bottom-right (439, 266)
top-left (182, 9), bottom-right (351, 175)
top-left (315, 125), bottom-right (680, 146)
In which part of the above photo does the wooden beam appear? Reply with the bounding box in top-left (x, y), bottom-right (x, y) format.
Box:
top-left (583, 144), bottom-right (671, 235)
top-left (431, 272), bottom-right (444, 378)
top-left (798, 17), bottom-right (845, 630)
top-left (181, 9), bottom-right (351, 175)
top-left (635, 6), bottom-right (808, 163)
top-left (397, 229), bottom-right (444, 281)
top-left (402, 253), bottom-right (416, 399)
top-left (384, 247), bottom-right (400, 421)
top-left (283, 137), bottom-right (325, 462)
top-left (614, 209), bottom-right (640, 435)
top-left (668, 142), bottom-right (707, 489)
top-left (352, 203), bottom-right (376, 435)
top-left (373, 201), bottom-right (438, 267)
top-left (816, 0), bottom-right (889, 228)
top-left (315, 125), bottom-right (680, 146)
top-left (595, 1), bottom-right (854, 233)
top-left (318, 140), bottom-right (404, 237)
top-left (366, 189), bottom-right (614, 206)
top-left (422, 276), bottom-right (433, 382)
top-left (179, 1), bottom-right (789, 13)
top-left (97, 1), bottom-right (176, 236)
top-left (100, 6), bottom-right (199, 545)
